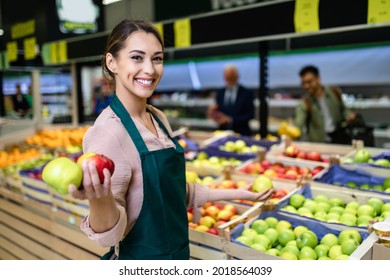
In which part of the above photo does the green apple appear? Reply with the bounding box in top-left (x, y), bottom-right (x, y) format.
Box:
top-left (196, 151), bottom-right (208, 160)
top-left (251, 219), bottom-right (269, 234)
top-left (338, 229), bottom-right (362, 245)
top-left (314, 194), bottom-right (328, 203)
top-left (282, 205), bottom-right (298, 214)
top-left (346, 201), bottom-right (360, 210)
top-left (297, 207), bottom-right (312, 215)
top-left (385, 188), bottom-right (390, 193)
top-left (296, 230), bottom-right (318, 249)
top-left (266, 248), bottom-right (280, 256)
top-left (186, 171), bottom-right (199, 183)
top-left (275, 220), bottom-right (292, 232)
top-left (383, 178), bottom-right (390, 189)
top-left (367, 198), bottom-right (385, 214)
top-left (280, 251), bottom-right (298, 260)
top-left (372, 185), bottom-right (384, 192)
top-left (326, 212), bottom-right (340, 222)
top-left (250, 243), bottom-right (266, 252)
top-left (253, 234), bottom-right (272, 249)
top-left (329, 206), bottom-right (345, 215)
top-left (301, 212), bottom-right (314, 218)
top-left (357, 204), bottom-right (376, 217)
top-left (265, 216), bottom-right (279, 228)
top-left (286, 240), bottom-right (297, 247)
top-left (343, 208), bottom-right (357, 216)
top-left (199, 216), bottom-right (216, 228)
top-left (374, 159), bottom-right (390, 167)
top-left (339, 213), bottom-right (357, 226)
top-left (320, 233), bottom-right (339, 248)
top-left (278, 229), bottom-right (296, 246)
top-left (264, 228), bottom-right (279, 246)
top-left (346, 181), bottom-right (358, 188)
top-left (382, 203), bottom-right (390, 213)
top-left (318, 256), bottom-right (331, 260)
top-left (42, 157), bottom-right (83, 195)
top-left (314, 211), bottom-right (328, 221)
top-left (328, 245), bottom-right (343, 260)
top-left (315, 202), bottom-right (331, 213)
top-left (289, 193), bottom-right (306, 209)
top-left (236, 236), bottom-right (253, 246)
top-left (335, 254), bottom-right (349, 260)
top-left (360, 183), bottom-right (371, 190)
top-left (328, 197), bottom-right (345, 207)
top-left (281, 245), bottom-right (299, 257)
top-left (380, 211), bottom-right (390, 220)
top-left (242, 228), bottom-right (258, 240)
top-left (302, 199), bottom-right (317, 214)
top-left (341, 239), bottom-right (359, 255)
top-left (357, 214), bottom-right (373, 227)
top-left (314, 244), bottom-right (330, 258)
top-left (252, 175), bottom-right (273, 193)
top-left (298, 246), bottom-right (317, 260)
top-left (354, 149), bottom-right (371, 163)
top-left (293, 225), bottom-right (309, 238)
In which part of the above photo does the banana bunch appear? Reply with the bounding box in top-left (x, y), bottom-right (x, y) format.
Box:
top-left (277, 121), bottom-right (301, 139)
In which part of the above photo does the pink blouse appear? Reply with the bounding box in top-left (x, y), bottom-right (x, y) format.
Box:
top-left (80, 105), bottom-right (205, 247)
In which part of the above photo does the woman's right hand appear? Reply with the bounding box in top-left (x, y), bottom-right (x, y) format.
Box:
top-left (68, 162), bottom-right (113, 201)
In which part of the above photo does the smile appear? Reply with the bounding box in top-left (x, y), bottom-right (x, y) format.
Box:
top-left (135, 78), bottom-right (153, 86)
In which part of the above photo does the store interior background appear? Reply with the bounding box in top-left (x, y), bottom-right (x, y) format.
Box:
top-left (1, 0), bottom-right (390, 148)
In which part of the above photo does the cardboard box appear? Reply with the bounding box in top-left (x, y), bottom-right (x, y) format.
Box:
top-left (372, 243), bottom-right (390, 260)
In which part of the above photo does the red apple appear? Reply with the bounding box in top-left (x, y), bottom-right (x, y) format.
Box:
top-left (82, 153), bottom-right (115, 183)
top-left (220, 180), bottom-right (236, 189)
top-left (263, 169), bottom-right (277, 178)
top-left (205, 205), bottom-right (220, 219)
top-left (285, 169), bottom-right (299, 180)
top-left (188, 222), bottom-right (197, 229)
top-left (307, 151), bottom-right (322, 161)
top-left (223, 204), bottom-right (237, 215)
top-left (203, 202), bottom-right (213, 209)
top-left (244, 163), bottom-right (257, 174)
top-left (273, 189), bottom-right (288, 199)
top-left (206, 228), bottom-right (219, 235)
top-left (311, 166), bottom-right (324, 176)
top-left (213, 220), bottom-right (226, 229)
top-left (261, 160), bottom-right (272, 170)
top-left (285, 145), bottom-right (299, 157)
top-left (298, 167), bottom-right (311, 175)
top-left (217, 209), bottom-right (234, 221)
top-left (296, 151), bottom-right (307, 159)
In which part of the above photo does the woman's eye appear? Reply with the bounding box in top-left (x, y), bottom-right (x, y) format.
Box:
top-left (131, 55), bottom-right (142, 60)
top-left (153, 56), bottom-right (163, 62)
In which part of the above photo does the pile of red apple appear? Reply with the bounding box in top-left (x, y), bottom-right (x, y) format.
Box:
top-left (239, 160), bottom-right (325, 180)
top-left (188, 202), bottom-right (241, 235)
top-left (284, 145), bottom-right (328, 163)
top-left (207, 178), bottom-right (289, 205)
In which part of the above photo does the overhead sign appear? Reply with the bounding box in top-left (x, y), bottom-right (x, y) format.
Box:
top-left (368, 0), bottom-right (390, 24)
top-left (294, 0), bottom-right (320, 33)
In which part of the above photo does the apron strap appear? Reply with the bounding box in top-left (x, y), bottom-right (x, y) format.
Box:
top-left (110, 94), bottom-right (149, 155)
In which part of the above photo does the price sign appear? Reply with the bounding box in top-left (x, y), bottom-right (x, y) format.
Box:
top-left (6, 41), bottom-right (18, 62)
top-left (174, 18), bottom-right (191, 48)
top-left (294, 0), bottom-right (320, 33)
top-left (368, 0), bottom-right (390, 24)
top-left (24, 37), bottom-right (37, 60)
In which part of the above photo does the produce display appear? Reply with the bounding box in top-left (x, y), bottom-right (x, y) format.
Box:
top-left (218, 139), bottom-right (263, 154)
top-left (281, 192), bottom-right (390, 227)
top-left (188, 202), bottom-right (241, 235)
top-left (237, 159), bottom-right (325, 180)
top-left (186, 151), bottom-right (242, 170)
top-left (233, 215), bottom-right (365, 260)
top-left (343, 148), bottom-right (390, 168)
top-left (283, 145), bottom-right (329, 163)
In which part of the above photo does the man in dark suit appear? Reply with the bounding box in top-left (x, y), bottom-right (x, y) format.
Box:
top-left (208, 65), bottom-right (255, 136)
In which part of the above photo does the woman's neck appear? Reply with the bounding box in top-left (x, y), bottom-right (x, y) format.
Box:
top-left (115, 90), bottom-right (148, 118)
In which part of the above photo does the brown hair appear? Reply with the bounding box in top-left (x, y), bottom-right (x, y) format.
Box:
top-left (102, 19), bottom-right (164, 79)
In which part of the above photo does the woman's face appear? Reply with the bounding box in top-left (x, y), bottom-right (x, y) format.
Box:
top-left (110, 31), bottom-right (164, 100)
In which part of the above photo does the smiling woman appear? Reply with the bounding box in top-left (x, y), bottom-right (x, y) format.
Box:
top-left (67, 18), bottom-right (273, 260)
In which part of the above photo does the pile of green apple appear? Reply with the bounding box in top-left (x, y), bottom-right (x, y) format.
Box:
top-left (235, 216), bottom-right (364, 260)
top-left (282, 193), bottom-right (390, 227)
top-left (185, 170), bottom-right (216, 185)
top-left (187, 151), bottom-right (242, 170)
top-left (219, 139), bottom-right (262, 154)
top-left (342, 148), bottom-right (390, 167)
top-left (334, 177), bottom-right (390, 193)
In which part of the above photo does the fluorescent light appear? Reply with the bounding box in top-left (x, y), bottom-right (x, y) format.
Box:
top-left (102, 0), bottom-right (122, 5)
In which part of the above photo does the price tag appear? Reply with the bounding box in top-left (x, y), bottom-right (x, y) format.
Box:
top-left (153, 23), bottom-right (164, 40)
top-left (50, 42), bottom-right (58, 64)
top-left (24, 37), bottom-right (37, 60)
top-left (174, 18), bottom-right (191, 48)
top-left (41, 43), bottom-right (51, 65)
top-left (58, 40), bottom-right (68, 63)
top-left (294, 0), bottom-right (320, 33)
top-left (6, 41), bottom-right (18, 62)
top-left (368, 0), bottom-right (390, 24)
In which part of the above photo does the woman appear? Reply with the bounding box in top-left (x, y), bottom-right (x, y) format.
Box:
top-left (69, 19), bottom-right (273, 260)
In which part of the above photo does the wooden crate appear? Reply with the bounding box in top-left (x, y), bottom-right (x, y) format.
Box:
top-left (0, 187), bottom-right (107, 260)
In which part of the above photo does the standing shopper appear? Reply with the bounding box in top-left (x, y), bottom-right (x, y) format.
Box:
top-left (208, 65), bottom-right (255, 136)
top-left (68, 19), bottom-right (272, 260)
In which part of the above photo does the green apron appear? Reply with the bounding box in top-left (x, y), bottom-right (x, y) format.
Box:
top-left (101, 94), bottom-right (189, 260)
